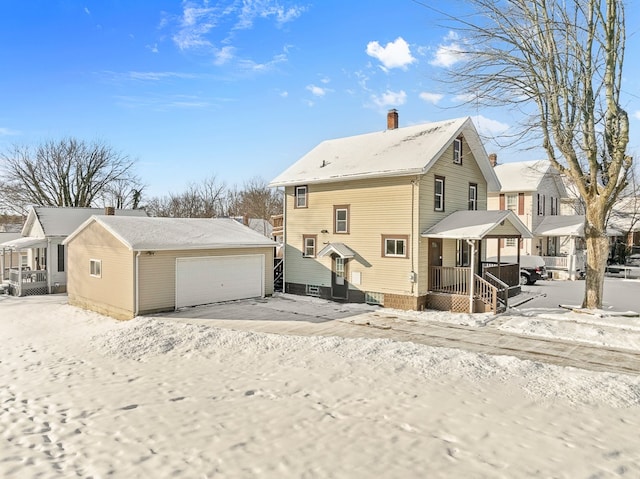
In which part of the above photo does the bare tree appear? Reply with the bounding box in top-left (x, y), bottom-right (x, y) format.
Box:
top-left (237, 177), bottom-right (283, 222)
top-left (441, 0), bottom-right (630, 308)
top-left (1, 138), bottom-right (139, 213)
top-left (145, 175), bottom-right (227, 218)
top-left (99, 177), bottom-right (145, 209)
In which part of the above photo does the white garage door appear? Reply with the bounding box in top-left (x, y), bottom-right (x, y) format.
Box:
top-left (175, 255), bottom-right (264, 309)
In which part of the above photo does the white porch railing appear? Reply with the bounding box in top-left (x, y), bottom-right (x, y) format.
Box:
top-left (543, 253), bottom-right (585, 280)
top-left (8, 269), bottom-right (48, 296)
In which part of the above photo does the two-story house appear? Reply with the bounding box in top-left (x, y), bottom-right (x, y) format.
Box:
top-left (269, 111), bottom-right (531, 313)
top-left (486, 158), bottom-right (586, 279)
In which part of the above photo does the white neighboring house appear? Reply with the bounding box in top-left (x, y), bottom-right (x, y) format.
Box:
top-left (487, 158), bottom-right (586, 280)
top-left (0, 206), bottom-right (147, 296)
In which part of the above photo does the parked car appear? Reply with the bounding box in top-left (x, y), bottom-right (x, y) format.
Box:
top-left (486, 255), bottom-right (548, 285)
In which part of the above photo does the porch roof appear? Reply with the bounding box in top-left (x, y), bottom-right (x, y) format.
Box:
top-left (533, 215), bottom-right (584, 237)
top-left (0, 236), bottom-right (47, 250)
top-left (421, 210), bottom-right (532, 240)
top-left (317, 242), bottom-right (356, 259)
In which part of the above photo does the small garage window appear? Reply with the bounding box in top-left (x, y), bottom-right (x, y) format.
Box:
top-left (90, 259), bottom-right (102, 278)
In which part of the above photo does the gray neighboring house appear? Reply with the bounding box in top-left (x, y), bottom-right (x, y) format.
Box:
top-left (0, 206), bottom-right (147, 296)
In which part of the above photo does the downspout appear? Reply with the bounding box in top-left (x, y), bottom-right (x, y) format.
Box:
top-left (410, 178), bottom-right (417, 295)
top-left (135, 251), bottom-right (140, 317)
top-left (466, 239), bottom-right (476, 313)
top-left (282, 187), bottom-right (287, 292)
top-left (18, 248), bottom-right (22, 297)
top-left (47, 238), bottom-right (52, 294)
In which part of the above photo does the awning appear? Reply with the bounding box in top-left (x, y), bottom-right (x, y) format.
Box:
top-left (533, 215), bottom-right (584, 237)
top-left (421, 210), bottom-right (532, 240)
top-left (317, 242), bottom-right (356, 259)
top-left (0, 236), bottom-right (47, 250)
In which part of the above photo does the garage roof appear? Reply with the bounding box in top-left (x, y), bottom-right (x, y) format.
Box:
top-left (64, 216), bottom-right (276, 251)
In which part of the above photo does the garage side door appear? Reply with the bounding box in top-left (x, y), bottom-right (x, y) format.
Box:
top-left (176, 255), bottom-right (264, 309)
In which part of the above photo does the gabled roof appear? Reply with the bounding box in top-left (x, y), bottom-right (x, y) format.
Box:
top-left (64, 216), bottom-right (276, 251)
top-left (493, 159), bottom-right (565, 193)
top-left (421, 210), bottom-right (532, 240)
top-left (22, 206), bottom-right (147, 237)
top-left (317, 243), bottom-right (356, 259)
top-left (269, 117), bottom-right (500, 191)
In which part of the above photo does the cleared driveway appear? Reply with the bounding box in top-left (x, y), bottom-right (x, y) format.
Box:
top-left (518, 276), bottom-right (640, 312)
top-left (160, 293), bottom-right (640, 375)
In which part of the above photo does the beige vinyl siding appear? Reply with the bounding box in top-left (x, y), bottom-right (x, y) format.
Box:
top-left (138, 247), bottom-right (274, 314)
top-left (285, 176), bottom-right (417, 295)
top-left (66, 222), bottom-right (135, 320)
top-left (417, 139), bottom-right (488, 293)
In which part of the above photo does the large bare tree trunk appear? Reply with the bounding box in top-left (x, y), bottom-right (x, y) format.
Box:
top-left (583, 203), bottom-right (609, 308)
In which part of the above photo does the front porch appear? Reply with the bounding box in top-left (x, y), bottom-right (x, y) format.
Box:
top-left (422, 210), bottom-right (532, 314)
top-left (5, 268), bottom-right (49, 296)
top-left (534, 215), bottom-right (586, 280)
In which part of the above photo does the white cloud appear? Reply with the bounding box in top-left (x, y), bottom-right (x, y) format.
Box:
top-left (280, 91), bottom-right (289, 98)
top-left (430, 31), bottom-right (466, 68)
top-left (147, 43), bottom-right (159, 53)
top-left (366, 37), bottom-right (415, 71)
top-left (472, 115), bottom-right (510, 137)
top-left (0, 127), bottom-right (20, 136)
top-left (214, 46), bottom-right (235, 65)
top-left (634, 111), bottom-right (640, 120)
top-left (237, 53), bottom-right (288, 72)
top-left (419, 92), bottom-right (444, 104)
top-left (372, 90), bottom-right (407, 108)
top-left (84, 7), bottom-right (91, 15)
top-left (172, 2), bottom-right (219, 50)
top-left (306, 84), bottom-right (326, 97)
top-left (236, 1), bottom-right (306, 29)
top-left (126, 71), bottom-right (199, 81)
top-left (453, 93), bottom-right (477, 103)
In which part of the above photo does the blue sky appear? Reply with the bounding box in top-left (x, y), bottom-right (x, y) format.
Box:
top-left (1, 0), bottom-right (638, 197)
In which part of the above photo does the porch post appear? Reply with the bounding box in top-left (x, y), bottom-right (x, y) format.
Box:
top-left (467, 240), bottom-right (476, 313)
top-left (18, 249), bottom-right (22, 297)
top-left (47, 238), bottom-right (52, 294)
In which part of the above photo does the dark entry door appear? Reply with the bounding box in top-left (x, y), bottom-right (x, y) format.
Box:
top-left (429, 238), bottom-right (443, 290)
top-left (331, 255), bottom-right (348, 299)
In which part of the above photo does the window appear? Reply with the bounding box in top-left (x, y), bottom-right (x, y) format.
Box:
top-left (20, 254), bottom-right (28, 268)
top-left (295, 185), bottom-right (308, 208)
top-left (506, 194), bottom-right (518, 212)
top-left (537, 193), bottom-right (546, 216)
top-left (468, 183), bottom-right (478, 210)
top-left (382, 235), bottom-right (409, 258)
top-left (434, 176), bottom-right (445, 212)
top-left (505, 238), bottom-right (516, 247)
top-left (453, 137), bottom-right (463, 164)
top-left (550, 196), bottom-right (558, 215)
top-left (456, 240), bottom-right (471, 267)
top-left (303, 235), bottom-right (317, 257)
top-left (57, 244), bottom-right (65, 272)
top-left (90, 259), bottom-right (102, 278)
top-left (334, 205), bottom-right (350, 234)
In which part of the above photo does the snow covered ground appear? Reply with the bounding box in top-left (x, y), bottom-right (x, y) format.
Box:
top-left (2, 291), bottom-right (640, 478)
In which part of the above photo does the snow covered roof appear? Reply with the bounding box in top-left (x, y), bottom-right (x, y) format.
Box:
top-left (493, 160), bottom-right (554, 192)
top-left (317, 243), bottom-right (356, 259)
top-left (22, 206), bottom-right (147, 237)
top-left (64, 216), bottom-right (276, 251)
top-left (269, 117), bottom-right (500, 191)
top-left (421, 210), bottom-right (532, 240)
top-left (533, 215), bottom-right (585, 237)
top-left (0, 235), bottom-right (48, 250)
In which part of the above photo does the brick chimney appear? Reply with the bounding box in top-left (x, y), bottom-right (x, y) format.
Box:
top-left (387, 109), bottom-right (399, 130)
top-left (488, 153), bottom-right (498, 167)
top-left (105, 206), bottom-right (115, 216)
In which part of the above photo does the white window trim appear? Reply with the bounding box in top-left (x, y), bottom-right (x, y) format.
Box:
top-left (303, 236), bottom-right (316, 257)
top-left (506, 193), bottom-right (518, 213)
top-left (469, 184), bottom-right (477, 210)
top-left (434, 177), bottom-right (445, 212)
top-left (384, 238), bottom-right (407, 257)
top-left (90, 259), bottom-right (102, 278)
top-left (335, 207), bottom-right (349, 233)
top-left (295, 185), bottom-right (307, 208)
top-left (453, 138), bottom-right (462, 164)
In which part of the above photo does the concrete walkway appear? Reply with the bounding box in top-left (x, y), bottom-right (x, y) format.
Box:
top-left (163, 307), bottom-right (640, 376)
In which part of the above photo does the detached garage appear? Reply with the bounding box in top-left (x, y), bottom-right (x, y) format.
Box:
top-left (63, 216), bottom-right (276, 320)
